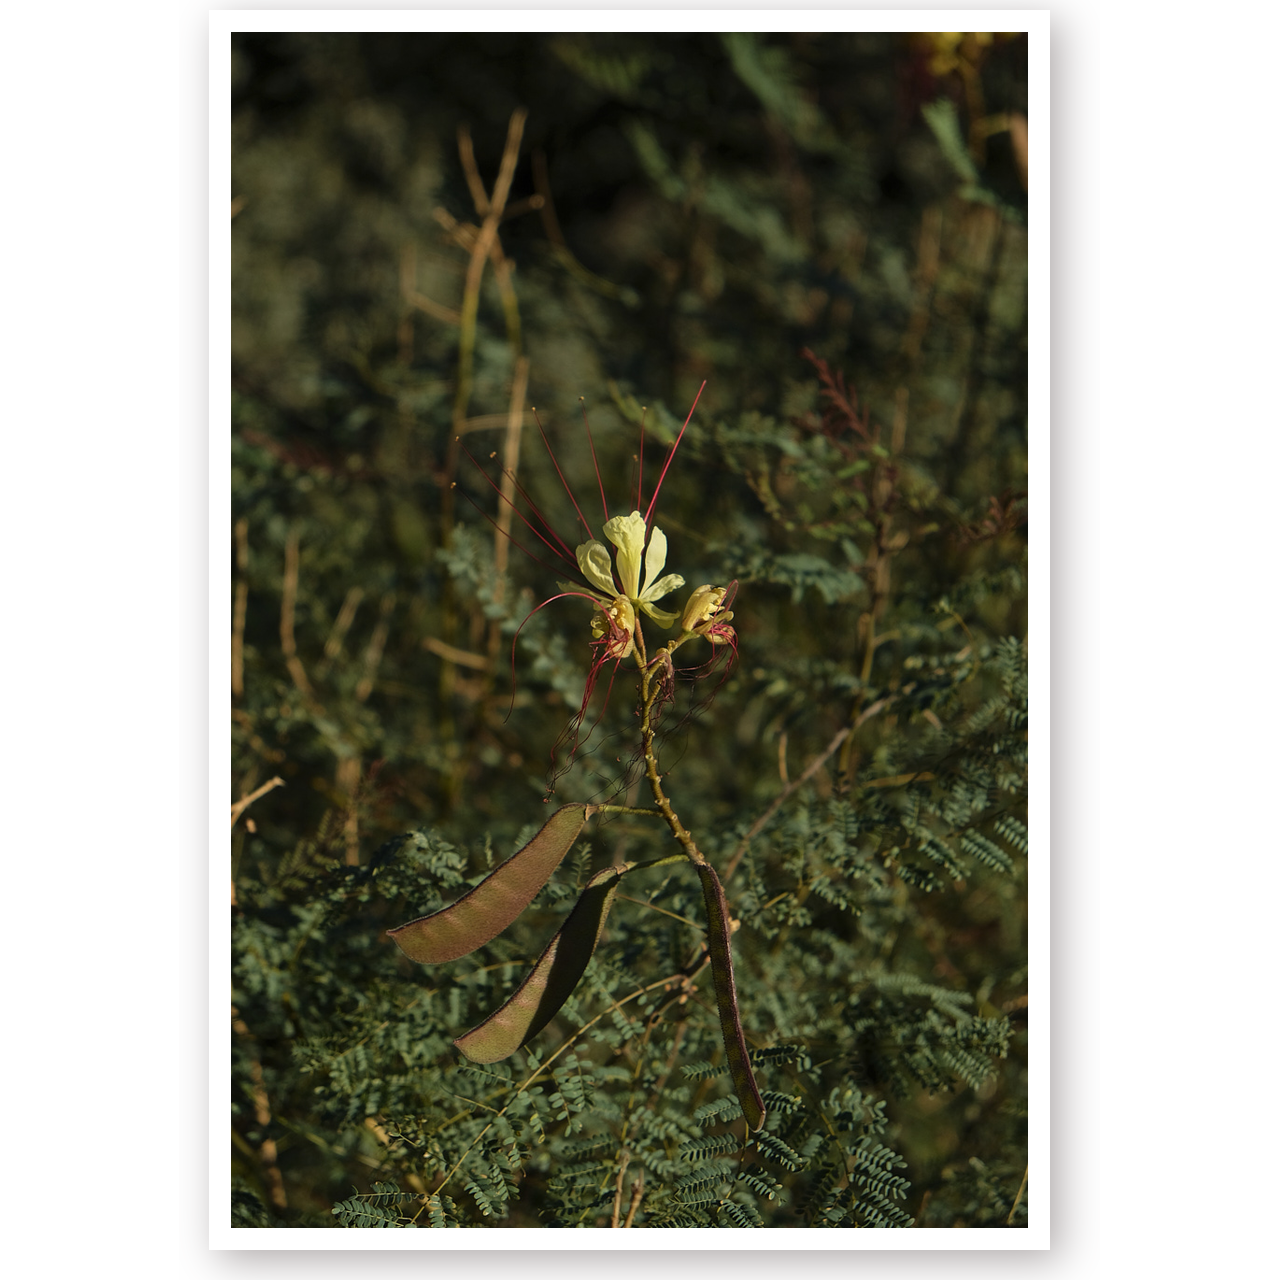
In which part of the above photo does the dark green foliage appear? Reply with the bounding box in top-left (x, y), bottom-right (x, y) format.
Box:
top-left (331, 1181), bottom-right (419, 1228)
top-left (231, 30), bottom-right (1028, 1228)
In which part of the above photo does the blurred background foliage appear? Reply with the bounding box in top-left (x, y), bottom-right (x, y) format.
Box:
top-left (230, 30), bottom-right (1029, 1228)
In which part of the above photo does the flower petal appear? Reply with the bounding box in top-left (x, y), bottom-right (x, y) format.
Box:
top-left (643, 524), bottom-right (668, 593)
top-left (603, 511), bottom-right (647, 598)
top-left (640, 572), bottom-right (685, 603)
top-left (576, 541), bottom-right (617, 595)
top-left (556, 579), bottom-right (611, 605)
top-left (639, 600), bottom-right (680, 628)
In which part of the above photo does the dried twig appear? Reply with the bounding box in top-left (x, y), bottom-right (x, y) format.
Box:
top-left (323, 586), bottom-right (364, 662)
top-left (1007, 1164), bottom-right (1028, 1225)
top-left (722, 725), bottom-right (850, 884)
top-left (280, 527), bottom-right (314, 700)
top-left (232, 1010), bottom-right (287, 1210)
top-left (231, 775), bottom-right (284, 829)
top-left (451, 108), bottom-right (527, 433)
top-left (335, 756), bottom-right (362, 866)
top-left (232, 518), bottom-right (249, 698)
top-left (727, 701), bottom-right (896, 880)
top-left (623, 1169), bottom-right (644, 1227)
top-left (493, 356), bottom-right (529, 582)
top-left (355, 591), bottom-right (396, 702)
top-left (406, 288), bottom-right (461, 326)
top-left (610, 1149), bottom-right (631, 1227)
top-left (423, 636), bottom-right (490, 670)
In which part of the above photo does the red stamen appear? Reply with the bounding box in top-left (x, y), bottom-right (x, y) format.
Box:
top-left (504, 590), bottom-right (605, 722)
top-left (502, 467), bottom-right (577, 562)
top-left (580, 397), bottom-right (609, 523)
top-left (453, 480), bottom-right (567, 580)
top-left (532, 407), bottom-right (595, 540)
top-left (636, 405), bottom-right (647, 512)
top-left (585, 655), bottom-right (623, 740)
top-left (644, 380), bottom-right (706, 527)
top-left (459, 441), bottom-right (577, 568)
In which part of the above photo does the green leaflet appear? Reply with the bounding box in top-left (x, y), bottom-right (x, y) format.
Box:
top-left (387, 805), bottom-right (591, 964)
top-left (454, 862), bottom-right (627, 1063)
top-left (695, 862), bottom-right (767, 1131)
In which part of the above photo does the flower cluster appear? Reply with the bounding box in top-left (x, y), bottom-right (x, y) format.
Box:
top-left (573, 510), bottom-right (685, 660)
top-left (471, 383), bottom-right (737, 776)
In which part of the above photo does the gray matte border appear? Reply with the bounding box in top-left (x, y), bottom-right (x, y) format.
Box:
top-left (183, 5), bottom-right (1100, 1274)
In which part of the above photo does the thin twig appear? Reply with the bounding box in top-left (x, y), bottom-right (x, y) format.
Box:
top-left (335, 755), bottom-right (362, 866)
top-left (531, 148), bottom-right (634, 303)
top-left (451, 108), bottom-right (526, 435)
top-left (901, 203), bottom-right (943, 361)
top-left (725, 696), bottom-right (897, 884)
top-left (232, 518), bottom-right (249, 699)
top-left (323, 586), bottom-right (364, 661)
top-left (635, 638), bottom-right (706, 866)
top-left (423, 964), bottom-right (706, 1209)
top-left (861, 769), bottom-right (935, 789)
top-left (355, 591), bottom-right (395, 702)
top-left (455, 411), bottom-right (535, 435)
top-left (623, 1169), bottom-right (644, 1227)
top-left (280, 527), bottom-right (314, 700)
top-left (423, 635), bottom-right (490, 669)
top-left (456, 123), bottom-right (491, 215)
top-left (438, 108), bottom-right (527, 722)
top-left (405, 288), bottom-right (461, 326)
top-left (249, 1061), bottom-right (286, 1208)
top-left (1006, 1164), bottom-right (1028, 1225)
top-left (487, 356), bottom-right (529, 670)
top-left (493, 356), bottom-right (529, 584)
top-left (610, 1149), bottom-right (631, 1227)
top-left (913, 1188), bottom-right (933, 1227)
top-left (231, 776), bottom-right (284, 829)
top-left (722, 725), bottom-right (850, 884)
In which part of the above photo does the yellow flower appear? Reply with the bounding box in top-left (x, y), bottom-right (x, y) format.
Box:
top-left (575, 510), bottom-right (685, 629)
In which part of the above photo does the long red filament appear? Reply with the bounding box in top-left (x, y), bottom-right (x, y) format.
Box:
top-left (505, 589), bottom-right (604, 722)
top-left (636, 406), bottom-right (647, 512)
top-left (532, 408), bottom-right (595, 539)
top-left (580, 398), bottom-right (610, 523)
top-left (460, 441), bottom-right (577, 568)
top-left (503, 468), bottom-right (577, 561)
top-left (644, 380), bottom-right (706, 527)
top-left (453, 481), bottom-right (566, 580)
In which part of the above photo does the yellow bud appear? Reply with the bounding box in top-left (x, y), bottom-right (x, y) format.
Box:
top-left (681, 584), bottom-right (726, 632)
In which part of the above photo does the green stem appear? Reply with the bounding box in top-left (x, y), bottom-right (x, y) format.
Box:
top-left (632, 637), bottom-right (766, 1130)
top-left (635, 638), bottom-right (704, 865)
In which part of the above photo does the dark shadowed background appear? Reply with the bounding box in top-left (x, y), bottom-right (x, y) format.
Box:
top-left (230, 31), bottom-right (1029, 1229)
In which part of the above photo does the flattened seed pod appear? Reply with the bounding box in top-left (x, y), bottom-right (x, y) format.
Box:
top-left (695, 862), bottom-right (766, 1131)
top-left (454, 863), bottom-right (627, 1064)
top-left (388, 804), bottom-right (591, 964)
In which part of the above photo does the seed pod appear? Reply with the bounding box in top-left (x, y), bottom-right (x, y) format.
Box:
top-left (695, 862), bottom-right (766, 1131)
top-left (388, 804), bottom-right (591, 964)
top-left (454, 863), bottom-right (627, 1064)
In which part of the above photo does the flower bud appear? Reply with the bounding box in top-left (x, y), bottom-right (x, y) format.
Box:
top-left (681, 584), bottom-right (727, 633)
